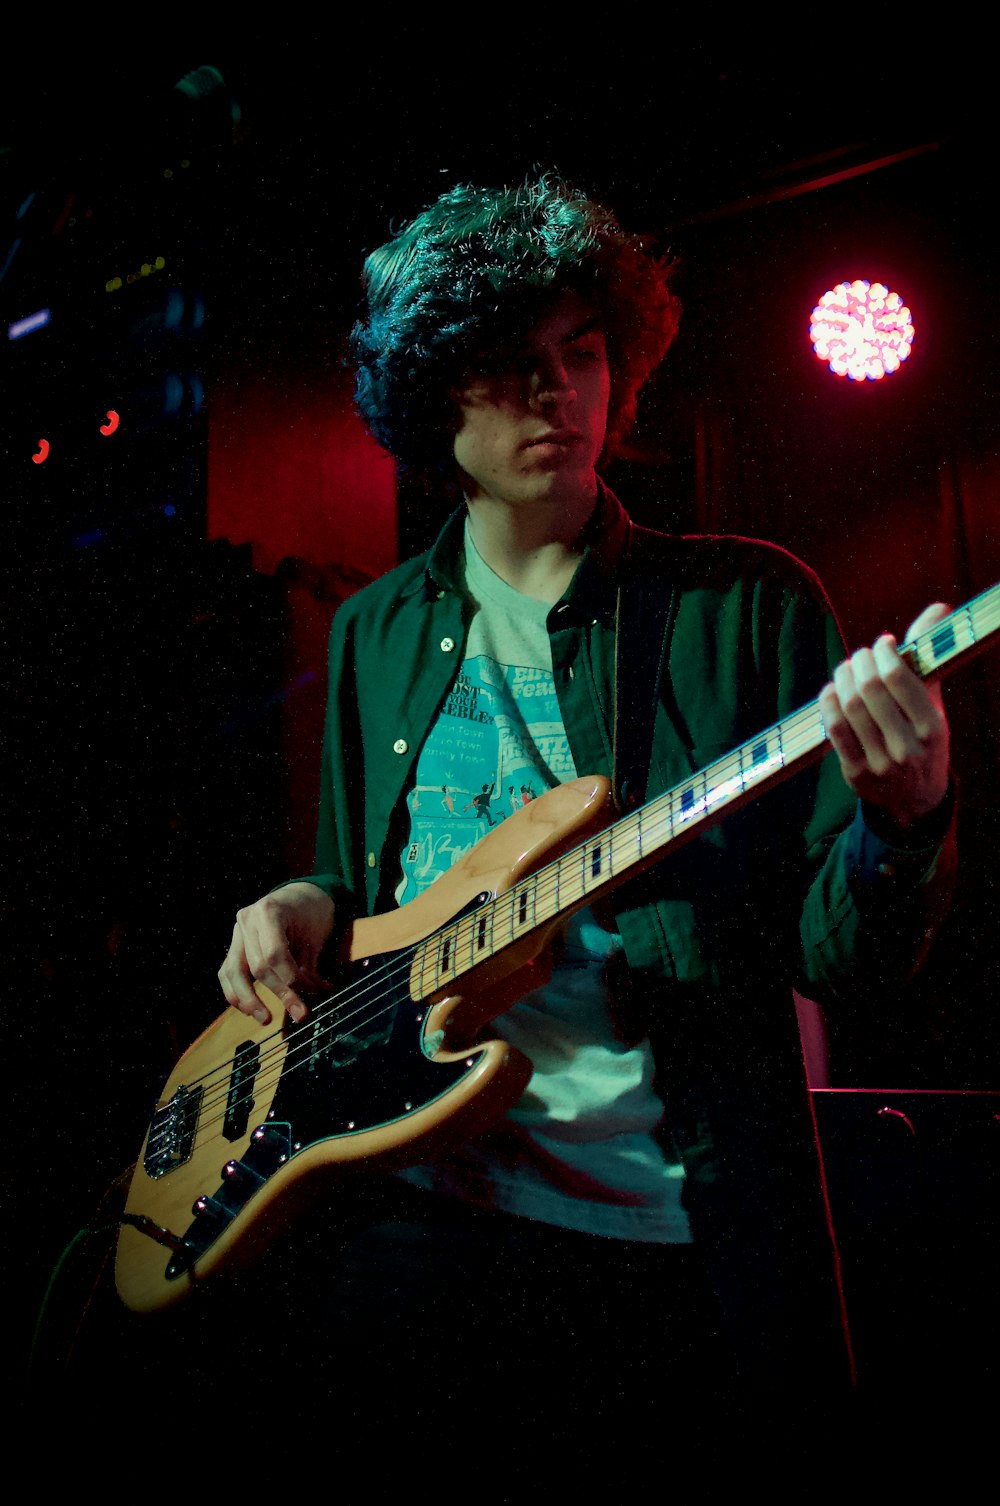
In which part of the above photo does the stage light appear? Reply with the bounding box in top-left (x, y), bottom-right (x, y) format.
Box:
top-left (809, 279), bottom-right (915, 381)
top-left (8, 308), bottom-right (51, 340)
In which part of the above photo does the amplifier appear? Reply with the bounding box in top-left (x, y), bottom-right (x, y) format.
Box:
top-left (810, 1089), bottom-right (1000, 1395)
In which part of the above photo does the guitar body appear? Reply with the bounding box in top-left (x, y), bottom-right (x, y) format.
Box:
top-left (115, 774), bottom-right (614, 1314)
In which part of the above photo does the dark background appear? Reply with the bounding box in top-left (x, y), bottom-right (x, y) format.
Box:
top-left (4, 34), bottom-right (1000, 1394)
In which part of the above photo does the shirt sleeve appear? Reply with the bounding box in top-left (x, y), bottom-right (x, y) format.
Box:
top-left (847, 781), bottom-right (957, 898)
top-left (276, 596), bottom-right (366, 932)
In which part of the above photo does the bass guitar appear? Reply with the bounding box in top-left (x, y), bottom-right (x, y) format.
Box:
top-left (115, 582), bottom-right (1000, 1313)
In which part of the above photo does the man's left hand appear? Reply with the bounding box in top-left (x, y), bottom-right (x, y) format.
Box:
top-left (819, 602), bottom-right (952, 832)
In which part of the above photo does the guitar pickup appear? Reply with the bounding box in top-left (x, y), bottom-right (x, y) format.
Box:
top-left (223, 1040), bottom-right (260, 1141)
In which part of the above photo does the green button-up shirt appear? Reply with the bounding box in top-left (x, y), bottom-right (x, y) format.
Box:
top-left (303, 486), bottom-right (954, 1383)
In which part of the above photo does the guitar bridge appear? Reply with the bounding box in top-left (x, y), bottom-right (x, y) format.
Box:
top-left (143, 1084), bottom-right (202, 1178)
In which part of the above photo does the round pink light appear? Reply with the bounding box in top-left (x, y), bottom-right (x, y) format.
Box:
top-left (809, 279), bottom-right (915, 381)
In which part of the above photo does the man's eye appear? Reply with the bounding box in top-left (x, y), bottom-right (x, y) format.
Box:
top-left (483, 357), bottom-right (531, 380)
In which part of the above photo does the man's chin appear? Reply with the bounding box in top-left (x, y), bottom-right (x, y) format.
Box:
top-left (466, 465), bottom-right (599, 509)
top-left (517, 461), bottom-right (599, 502)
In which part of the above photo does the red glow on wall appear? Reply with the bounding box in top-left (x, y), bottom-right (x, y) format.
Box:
top-left (809, 279), bottom-right (915, 381)
top-left (207, 367), bottom-right (397, 581)
top-left (207, 364), bottom-right (398, 871)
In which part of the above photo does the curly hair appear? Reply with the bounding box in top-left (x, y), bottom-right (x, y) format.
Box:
top-left (351, 174), bottom-right (680, 491)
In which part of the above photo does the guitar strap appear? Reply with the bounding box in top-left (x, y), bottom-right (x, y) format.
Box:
top-left (610, 520), bottom-right (682, 815)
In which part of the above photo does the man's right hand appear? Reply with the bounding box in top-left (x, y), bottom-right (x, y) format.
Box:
top-left (218, 882), bottom-right (336, 1024)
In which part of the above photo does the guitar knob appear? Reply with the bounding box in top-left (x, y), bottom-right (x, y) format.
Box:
top-left (191, 1192), bottom-right (226, 1224)
top-left (222, 1157), bottom-right (265, 1198)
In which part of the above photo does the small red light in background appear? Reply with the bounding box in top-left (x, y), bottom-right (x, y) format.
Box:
top-left (809, 279), bottom-right (915, 381)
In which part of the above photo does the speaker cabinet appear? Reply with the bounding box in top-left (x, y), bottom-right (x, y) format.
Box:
top-left (811, 1089), bottom-right (1000, 1399)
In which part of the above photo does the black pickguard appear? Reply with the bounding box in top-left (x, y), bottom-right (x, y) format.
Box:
top-left (166, 902), bottom-right (491, 1280)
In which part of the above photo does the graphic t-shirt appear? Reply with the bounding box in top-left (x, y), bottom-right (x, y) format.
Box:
top-left (395, 524), bottom-right (692, 1244)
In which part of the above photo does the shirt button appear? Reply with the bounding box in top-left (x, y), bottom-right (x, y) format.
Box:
top-left (393, 738), bottom-right (408, 755)
top-left (440, 637), bottom-right (456, 652)
top-left (367, 852), bottom-right (377, 869)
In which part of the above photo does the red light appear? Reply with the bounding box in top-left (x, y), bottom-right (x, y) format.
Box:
top-left (99, 409), bottom-right (120, 435)
top-left (32, 438), bottom-right (50, 464)
top-left (809, 279), bottom-right (915, 381)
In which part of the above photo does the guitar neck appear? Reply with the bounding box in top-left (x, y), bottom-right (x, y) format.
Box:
top-left (413, 580), bottom-right (1000, 1002)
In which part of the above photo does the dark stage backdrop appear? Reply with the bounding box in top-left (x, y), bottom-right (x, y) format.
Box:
top-left (5, 40), bottom-right (1000, 1398)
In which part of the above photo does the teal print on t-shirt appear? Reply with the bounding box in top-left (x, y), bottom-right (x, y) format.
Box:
top-left (397, 652), bottom-right (575, 905)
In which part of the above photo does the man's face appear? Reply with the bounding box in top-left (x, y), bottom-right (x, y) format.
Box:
top-left (452, 291), bottom-right (611, 507)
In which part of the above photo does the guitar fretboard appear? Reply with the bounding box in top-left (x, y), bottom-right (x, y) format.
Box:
top-left (412, 580), bottom-right (1000, 1002)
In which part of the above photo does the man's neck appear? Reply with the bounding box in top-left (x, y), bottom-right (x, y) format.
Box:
top-left (464, 484), bottom-right (599, 604)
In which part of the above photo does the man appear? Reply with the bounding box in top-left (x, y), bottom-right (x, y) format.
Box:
top-left (218, 175), bottom-right (955, 1444)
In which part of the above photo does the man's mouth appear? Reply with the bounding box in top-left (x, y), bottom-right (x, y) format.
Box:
top-left (525, 429), bottom-right (584, 448)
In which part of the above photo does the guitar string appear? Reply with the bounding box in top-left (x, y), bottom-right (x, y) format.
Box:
top-left (146, 593), bottom-right (1000, 1160)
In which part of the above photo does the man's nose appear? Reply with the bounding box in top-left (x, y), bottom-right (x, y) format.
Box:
top-left (529, 360), bottom-right (576, 407)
